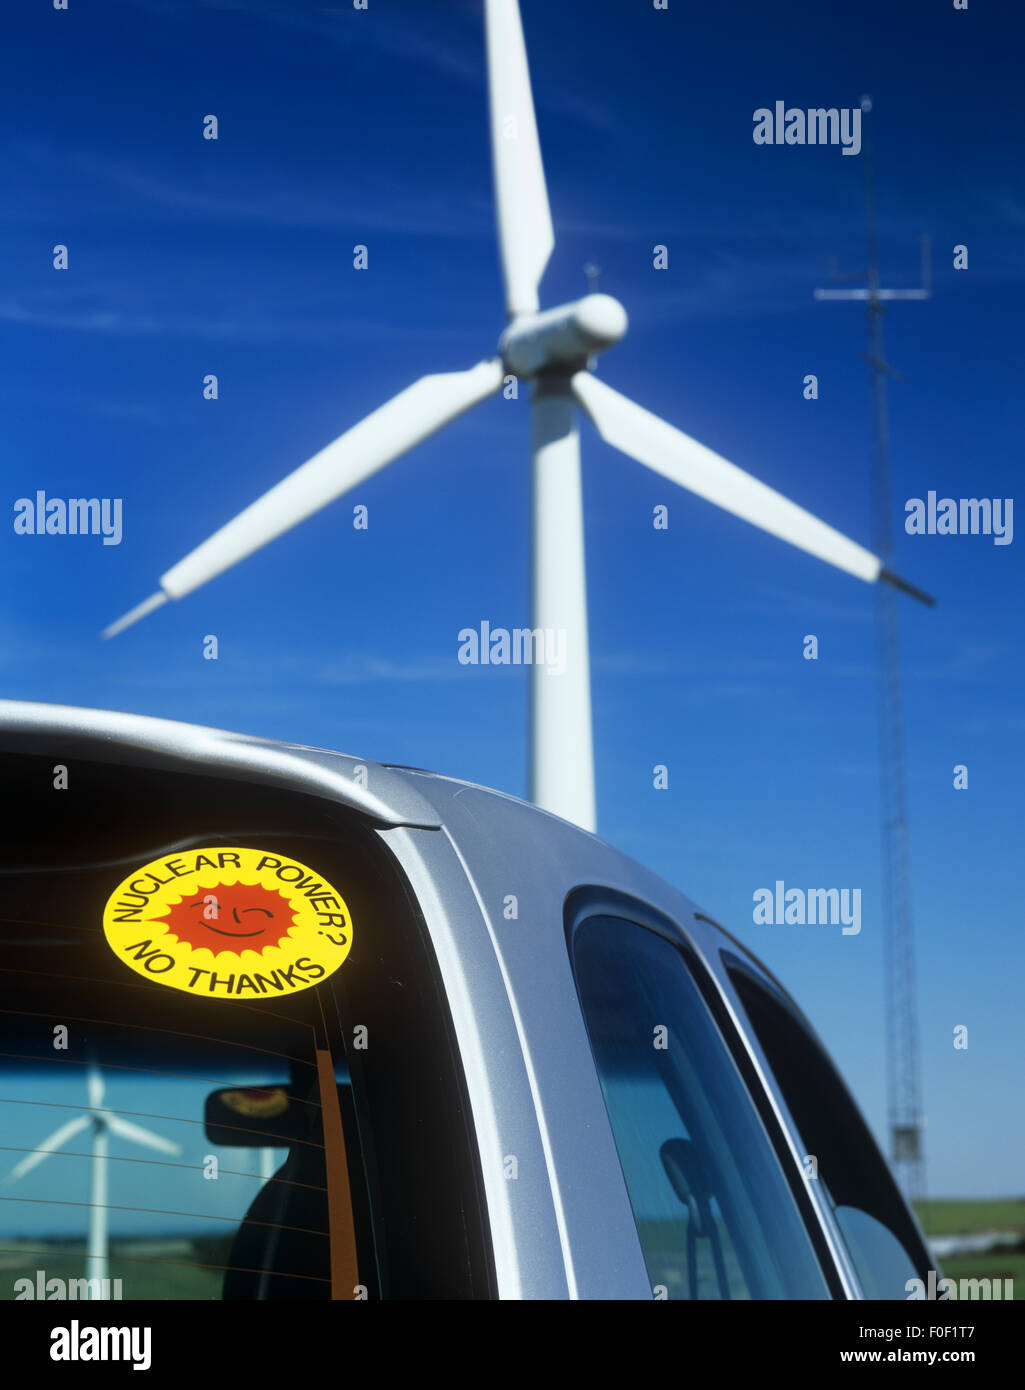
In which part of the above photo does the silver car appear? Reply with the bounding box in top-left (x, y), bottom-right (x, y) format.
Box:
top-left (0, 700), bottom-right (933, 1300)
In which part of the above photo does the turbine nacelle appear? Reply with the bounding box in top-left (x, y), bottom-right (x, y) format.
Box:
top-left (499, 293), bottom-right (628, 380)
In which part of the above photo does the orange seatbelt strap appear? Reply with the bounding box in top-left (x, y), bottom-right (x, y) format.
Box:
top-left (315, 1048), bottom-right (360, 1298)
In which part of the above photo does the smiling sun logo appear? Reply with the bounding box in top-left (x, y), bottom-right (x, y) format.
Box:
top-left (102, 847), bottom-right (353, 999)
top-left (156, 881), bottom-right (297, 955)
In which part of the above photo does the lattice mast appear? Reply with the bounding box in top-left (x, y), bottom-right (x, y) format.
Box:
top-left (814, 99), bottom-right (930, 1202)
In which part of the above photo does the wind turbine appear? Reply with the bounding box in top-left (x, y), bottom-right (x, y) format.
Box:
top-left (4, 1064), bottom-right (182, 1297)
top-left (103, 0), bottom-right (933, 833)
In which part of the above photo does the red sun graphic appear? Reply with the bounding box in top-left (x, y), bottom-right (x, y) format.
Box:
top-left (153, 881), bottom-right (298, 956)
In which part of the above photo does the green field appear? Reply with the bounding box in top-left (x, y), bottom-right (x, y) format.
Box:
top-left (1, 1238), bottom-right (227, 1300)
top-left (914, 1198), bottom-right (1025, 1300)
top-left (937, 1253), bottom-right (1025, 1298)
top-left (635, 1201), bottom-right (1025, 1301)
top-left (6, 1201), bottom-right (1022, 1300)
top-left (914, 1198), bottom-right (1025, 1239)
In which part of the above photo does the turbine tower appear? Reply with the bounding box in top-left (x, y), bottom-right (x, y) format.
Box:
top-left (104, 2), bottom-right (933, 835)
top-left (814, 98), bottom-right (930, 1202)
top-left (3, 1064), bottom-right (182, 1296)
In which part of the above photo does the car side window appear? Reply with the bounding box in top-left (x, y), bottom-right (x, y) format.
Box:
top-left (569, 914), bottom-right (830, 1300)
top-left (723, 954), bottom-right (931, 1298)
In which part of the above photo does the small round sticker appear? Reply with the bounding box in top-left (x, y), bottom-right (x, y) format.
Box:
top-left (102, 847), bottom-right (353, 999)
top-left (220, 1088), bottom-right (289, 1118)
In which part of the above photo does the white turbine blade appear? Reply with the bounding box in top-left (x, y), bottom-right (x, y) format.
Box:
top-left (106, 1114), bottom-right (182, 1156)
top-left (87, 1065), bottom-right (104, 1110)
top-left (103, 359), bottom-right (506, 635)
top-left (4, 1115), bottom-right (91, 1183)
top-left (485, 0), bottom-right (554, 315)
top-left (572, 372), bottom-right (882, 584)
top-left (102, 592), bottom-right (167, 639)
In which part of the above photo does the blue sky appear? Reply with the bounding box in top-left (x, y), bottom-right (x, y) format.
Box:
top-left (2, 1069), bottom-right (291, 1240)
top-left (1, 0), bottom-right (1022, 1200)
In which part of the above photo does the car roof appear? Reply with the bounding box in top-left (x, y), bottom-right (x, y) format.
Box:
top-left (0, 698), bottom-right (792, 1012)
top-left (0, 697), bottom-right (836, 1298)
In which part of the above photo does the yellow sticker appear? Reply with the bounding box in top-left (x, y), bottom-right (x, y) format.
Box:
top-left (102, 847), bottom-right (353, 998)
top-left (220, 1087), bottom-right (289, 1118)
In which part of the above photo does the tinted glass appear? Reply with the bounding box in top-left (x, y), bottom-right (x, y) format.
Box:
top-left (571, 915), bottom-right (829, 1299)
top-left (724, 955), bottom-right (930, 1298)
top-left (0, 749), bottom-right (493, 1300)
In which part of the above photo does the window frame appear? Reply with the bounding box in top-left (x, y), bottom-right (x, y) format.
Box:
top-left (721, 950), bottom-right (935, 1292)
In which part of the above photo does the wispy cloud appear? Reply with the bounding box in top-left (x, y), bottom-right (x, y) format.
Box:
top-left (592, 650), bottom-right (682, 678)
top-left (7, 138), bottom-right (494, 240)
top-left (0, 283), bottom-right (481, 342)
top-left (622, 251), bottom-right (850, 327)
top-left (79, 152), bottom-right (494, 239)
top-left (317, 654), bottom-right (465, 687)
top-left (0, 292), bottom-right (318, 340)
top-left (986, 192), bottom-right (1025, 228)
top-left (117, 0), bottom-right (616, 134)
top-left (70, 393), bottom-right (170, 426)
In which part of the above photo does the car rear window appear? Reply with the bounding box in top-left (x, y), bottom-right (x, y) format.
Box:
top-left (0, 749), bottom-right (494, 1300)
